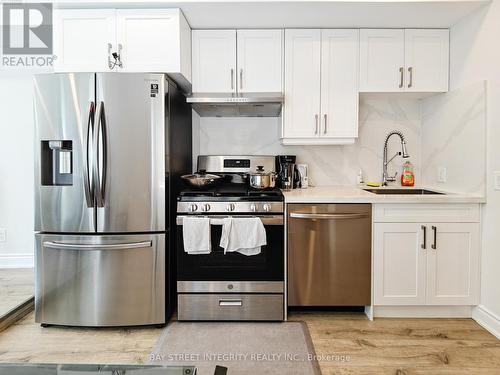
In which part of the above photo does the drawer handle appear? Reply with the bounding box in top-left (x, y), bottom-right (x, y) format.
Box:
top-left (219, 300), bottom-right (243, 307)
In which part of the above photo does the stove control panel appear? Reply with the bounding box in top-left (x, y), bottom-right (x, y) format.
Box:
top-left (177, 201), bottom-right (284, 214)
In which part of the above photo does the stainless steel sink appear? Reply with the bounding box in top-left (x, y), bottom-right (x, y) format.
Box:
top-left (364, 188), bottom-right (445, 195)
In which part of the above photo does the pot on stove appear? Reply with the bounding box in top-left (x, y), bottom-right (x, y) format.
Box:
top-left (249, 166), bottom-right (276, 190)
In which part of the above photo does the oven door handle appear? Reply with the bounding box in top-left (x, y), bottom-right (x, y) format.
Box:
top-left (176, 215), bottom-right (283, 226)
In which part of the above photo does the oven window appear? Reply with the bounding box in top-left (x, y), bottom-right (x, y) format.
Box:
top-left (177, 223), bottom-right (284, 281)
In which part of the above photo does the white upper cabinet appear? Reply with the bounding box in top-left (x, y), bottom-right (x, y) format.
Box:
top-left (116, 9), bottom-right (191, 80)
top-left (320, 29), bottom-right (359, 139)
top-left (359, 29), bottom-right (449, 93)
top-left (53, 8), bottom-right (192, 88)
top-left (54, 9), bottom-right (116, 72)
top-left (283, 29), bottom-right (359, 145)
top-left (237, 30), bottom-right (283, 93)
top-left (191, 29), bottom-right (283, 93)
top-left (404, 29), bottom-right (449, 93)
top-left (359, 29), bottom-right (405, 92)
top-left (192, 30), bottom-right (237, 93)
top-left (283, 29), bottom-right (321, 140)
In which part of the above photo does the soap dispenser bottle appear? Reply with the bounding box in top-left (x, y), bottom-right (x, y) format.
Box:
top-left (401, 161), bottom-right (415, 187)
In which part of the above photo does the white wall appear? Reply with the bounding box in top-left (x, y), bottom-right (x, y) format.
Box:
top-left (193, 98), bottom-right (423, 186)
top-left (450, 0), bottom-right (500, 337)
top-left (0, 72), bottom-right (35, 268)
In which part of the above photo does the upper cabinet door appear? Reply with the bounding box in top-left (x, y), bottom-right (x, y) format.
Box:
top-left (236, 30), bottom-right (283, 93)
top-left (116, 9), bottom-right (191, 80)
top-left (53, 9), bottom-right (116, 72)
top-left (283, 29), bottom-right (321, 139)
top-left (320, 29), bottom-right (359, 139)
top-left (405, 29), bottom-right (449, 93)
top-left (192, 30), bottom-right (236, 93)
top-left (359, 29), bottom-right (405, 92)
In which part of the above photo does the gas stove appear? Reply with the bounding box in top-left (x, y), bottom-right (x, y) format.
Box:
top-left (176, 155), bottom-right (285, 321)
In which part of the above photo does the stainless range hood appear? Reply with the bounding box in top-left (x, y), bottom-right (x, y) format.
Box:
top-left (186, 93), bottom-right (283, 117)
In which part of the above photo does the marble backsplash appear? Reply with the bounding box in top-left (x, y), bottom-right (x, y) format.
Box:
top-left (421, 81), bottom-right (486, 196)
top-left (192, 98), bottom-right (422, 186)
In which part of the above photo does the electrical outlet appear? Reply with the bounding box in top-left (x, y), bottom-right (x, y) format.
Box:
top-left (494, 171), bottom-right (500, 190)
top-left (437, 167), bottom-right (447, 183)
top-left (0, 228), bottom-right (5, 242)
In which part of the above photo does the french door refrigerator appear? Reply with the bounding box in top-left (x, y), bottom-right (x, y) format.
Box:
top-left (34, 73), bottom-right (191, 327)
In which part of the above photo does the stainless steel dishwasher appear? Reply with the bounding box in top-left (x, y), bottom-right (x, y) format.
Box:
top-left (287, 204), bottom-right (371, 306)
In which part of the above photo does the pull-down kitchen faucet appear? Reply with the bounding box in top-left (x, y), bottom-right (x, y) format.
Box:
top-left (382, 130), bottom-right (410, 186)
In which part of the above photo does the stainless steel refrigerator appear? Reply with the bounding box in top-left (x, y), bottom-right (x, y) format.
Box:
top-left (34, 73), bottom-right (191, 327)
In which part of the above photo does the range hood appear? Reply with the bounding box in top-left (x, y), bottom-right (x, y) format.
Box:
top-left (186, 93), bottom-right (283, 117)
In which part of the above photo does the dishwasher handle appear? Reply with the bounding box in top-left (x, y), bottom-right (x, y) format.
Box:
top-left (289, 212), bottom-right (369, 220)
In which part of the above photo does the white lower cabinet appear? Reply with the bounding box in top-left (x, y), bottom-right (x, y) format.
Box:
top-left (374, 223), bottom-right (427, 305)
top-left (426, 223), bottom-right (480, 305)
top-left (373, 204), bottom-right (480, 306)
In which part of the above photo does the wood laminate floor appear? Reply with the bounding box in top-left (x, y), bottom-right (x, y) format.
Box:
top-left (0, 311), bottom-right (499, 374)
top-left (0, 268), bottom-right (34, 318)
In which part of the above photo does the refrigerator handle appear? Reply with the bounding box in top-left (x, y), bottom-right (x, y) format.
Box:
top-left (84, 101), bottom-right (95, 208)
top-left (94, 101), bottom-right (108, 208)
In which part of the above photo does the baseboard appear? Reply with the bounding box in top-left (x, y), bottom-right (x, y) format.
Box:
top-left (374, 305), bottom-right (473, 318)
top-left (0, 297), bottom-right (34, 333)
top-left (0, 254), bottom-right (33, 268)
top-left (472, 305), bottom-right (500, 339)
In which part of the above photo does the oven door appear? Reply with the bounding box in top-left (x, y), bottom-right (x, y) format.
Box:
top-left (176, 215), bottom-right (284, 282)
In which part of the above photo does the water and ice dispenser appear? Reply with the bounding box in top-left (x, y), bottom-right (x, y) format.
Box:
top-left (41, 140), bottom-right (73, 186)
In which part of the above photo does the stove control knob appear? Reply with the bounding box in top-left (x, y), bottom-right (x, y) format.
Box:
top-left (226, 203), bottom-right (235, 212)
top-left (263, 204), bottom-right (272, 212)
top-left (250, 203), bottom-right (257, 212)
top-left (188, 204), bottom-right (198, 212)
top-left (201, 204), bottom-right (211, 212)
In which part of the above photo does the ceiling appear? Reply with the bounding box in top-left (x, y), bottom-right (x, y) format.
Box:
top-left (55, 0), bottom-right (490, 28)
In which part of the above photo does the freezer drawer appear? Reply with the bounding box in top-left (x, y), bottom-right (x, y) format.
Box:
top-left (35, 233), bottom-right (165, 326)
top-left (178, 294), bottom-right (284, 321)
top-left (288, 204), bottom-right (371, 306)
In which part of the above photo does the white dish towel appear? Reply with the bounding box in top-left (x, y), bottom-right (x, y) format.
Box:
top-left (220, 217), bottom-right (267, 256)
top-left (182, 217), bottom-right (211, 255)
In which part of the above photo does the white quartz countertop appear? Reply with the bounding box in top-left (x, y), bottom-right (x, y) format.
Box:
top-left (283, 186), bottom-right (486, 204)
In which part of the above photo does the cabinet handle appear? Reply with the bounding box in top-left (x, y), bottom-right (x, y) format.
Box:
top-left (314, 114), bottom-right (319, 135)
top-left (431, 226), bottom-right (437, 249)
top-left (107, 43), bottom-right (113, 70)
top-left (323, 114), bottom-right (327, 135)
top-left (117, 43), bottom-right (123, 68)
top-left (399, 67), bottom-right (404, 88)
top-left (230, 68), bottom-right (234, 90)
top-left (240, 69), bottom-right (243, 90)
top-left (421, 225), bottom-right (427, 249)
top-left (408, 67), bottom-right (413, 88)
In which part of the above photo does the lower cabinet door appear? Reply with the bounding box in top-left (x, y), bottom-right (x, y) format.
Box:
top-left (426, 223), bottom-right (480, 305)
top-left (35, 233), bottom-right (165, 326)
top-left (374, 223), bottom-right (427, 305)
